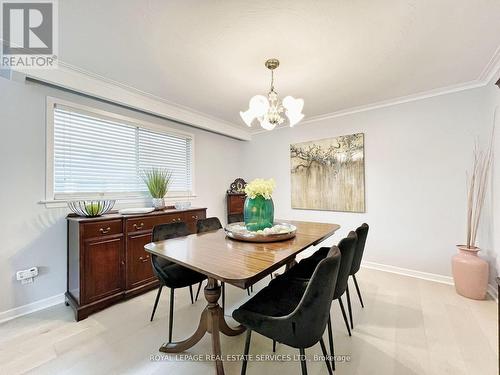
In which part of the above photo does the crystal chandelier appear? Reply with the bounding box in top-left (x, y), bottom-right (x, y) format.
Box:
top-left (240, 59), bottom-right (304, 131)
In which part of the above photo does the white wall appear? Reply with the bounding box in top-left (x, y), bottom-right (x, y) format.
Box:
top-left (0, 77), bottom-right (245, 315)
top-left (1, 76), bottom-right (498, 317)
top-left (243, 87), bottom-right (496, 281)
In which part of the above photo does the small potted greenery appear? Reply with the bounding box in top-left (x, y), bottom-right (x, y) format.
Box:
top-left (142, 168), bottom-right (172, 210)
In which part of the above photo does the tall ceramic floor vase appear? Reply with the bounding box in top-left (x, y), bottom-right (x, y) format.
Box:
top-left (452, 245), bottom-right (489, 300)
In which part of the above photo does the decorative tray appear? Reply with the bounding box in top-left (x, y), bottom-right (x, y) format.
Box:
top-left (118, 207), bottom-right (155, 215)
top-left (224, 222), bottom-right (297, 243)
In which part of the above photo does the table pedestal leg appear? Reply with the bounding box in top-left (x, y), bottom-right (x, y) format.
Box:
top-left (159, 278), bottom-right (246, 375)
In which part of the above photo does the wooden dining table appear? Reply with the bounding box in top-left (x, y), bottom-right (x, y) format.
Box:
top-left (144, 220), bottom-right (340, 375)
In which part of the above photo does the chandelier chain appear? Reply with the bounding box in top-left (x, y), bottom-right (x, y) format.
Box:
top-left (270, 69), bottom-right (275, 92)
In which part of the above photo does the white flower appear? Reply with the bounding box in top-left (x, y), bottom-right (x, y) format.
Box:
top-left (244, 178), bottom-right (276, 199)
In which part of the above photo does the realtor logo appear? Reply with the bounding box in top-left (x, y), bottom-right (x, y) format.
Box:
top-left (1, 0), bottom-right (58, 68)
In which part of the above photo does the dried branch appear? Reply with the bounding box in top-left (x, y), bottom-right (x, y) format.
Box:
top-left (466, 122), bottom-right (494, 248)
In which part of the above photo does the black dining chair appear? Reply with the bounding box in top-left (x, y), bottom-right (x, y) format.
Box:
top-left (283, 231), bottom-right (357, 370)
top-left (233, 246), bottom-right (342, 375)
top-left (345, 223), bottom-right (369, 329)
top-left (149, 222), bottom-right (207, 343)
top-left (196, 216), bottom-right (223, 233)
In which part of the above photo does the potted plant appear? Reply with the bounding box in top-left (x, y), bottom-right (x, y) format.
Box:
top-left (452, 139), bottom-right (493, 300)
top-left (244, 178), bottom-right (275, 231)
top-left (142, 168), bottom-right (172, 210)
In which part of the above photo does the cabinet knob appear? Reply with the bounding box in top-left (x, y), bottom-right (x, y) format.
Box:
top-left (133, 222), bottom-right (144, 230)
top-left (100, 227), bottom-right (111, 234)
top-left (139, 255), bottom-right (150, 263)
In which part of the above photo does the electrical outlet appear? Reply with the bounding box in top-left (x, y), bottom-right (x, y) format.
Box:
top-left (16, 267), bottom-right (38, 284)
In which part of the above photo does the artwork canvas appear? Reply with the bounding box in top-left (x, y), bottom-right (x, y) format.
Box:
top-left (290, 133), bottom-right (365, 212)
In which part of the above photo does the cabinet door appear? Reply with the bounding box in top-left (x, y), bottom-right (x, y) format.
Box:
top-left (184, 210), bottom-right (207, 233)
top-left (229, 195), bottom-right (246, 214)
top-left (126, 232), bottom-right (156, 289)
top-left (82, 236), bottom-right (124, 304)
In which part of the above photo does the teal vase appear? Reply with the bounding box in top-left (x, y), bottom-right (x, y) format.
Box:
top-left (244, 195), bottom-right (274, 231)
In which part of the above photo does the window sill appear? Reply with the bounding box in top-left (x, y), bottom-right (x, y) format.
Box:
top-left (39, 195), bottom-right (198, 209)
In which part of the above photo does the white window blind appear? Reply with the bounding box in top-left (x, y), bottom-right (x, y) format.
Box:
top-left (52, 105), bottom-right (193, 199)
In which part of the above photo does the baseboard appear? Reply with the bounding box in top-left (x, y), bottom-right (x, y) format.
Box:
top-left (362, 261), bottom-right (498, 301)
top-left (1, 261), bottom-right (497, 324)
top-left (0, 293), bottom-right (65, 324)
top-left (487, 283), bottom-right (498, 302)
top-left (361, 261), bottom-right (454, 285)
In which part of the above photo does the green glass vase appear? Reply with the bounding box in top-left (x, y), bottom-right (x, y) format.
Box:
top-left (244, 195), bottom-right (274, 231)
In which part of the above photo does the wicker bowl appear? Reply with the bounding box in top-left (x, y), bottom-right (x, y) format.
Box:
top-left (67, 200), bottom-right (115, 217)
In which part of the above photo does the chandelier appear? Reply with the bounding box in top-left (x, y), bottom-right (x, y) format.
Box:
top-left (240, 59), bottom-right (304, 131)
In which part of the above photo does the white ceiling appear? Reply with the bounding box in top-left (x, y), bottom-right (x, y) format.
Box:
top-left (58, 0), bottom-right (500, 132)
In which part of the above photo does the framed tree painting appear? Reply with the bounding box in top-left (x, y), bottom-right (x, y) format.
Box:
top-left (290, 133), bottom-right (365, 212)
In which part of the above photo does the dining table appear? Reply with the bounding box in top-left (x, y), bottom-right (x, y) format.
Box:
top-left (144, 220), bottom-right (340, 375)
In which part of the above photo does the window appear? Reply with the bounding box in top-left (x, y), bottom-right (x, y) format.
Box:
top-left (46, 98), bottom-right (194, 201)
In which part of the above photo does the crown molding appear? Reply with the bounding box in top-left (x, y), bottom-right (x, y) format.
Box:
top-left (478, 45), bottom-right (500, 84)
top-left (251, 47), bottom-right (500, 135)
top-left (10, 46), bottom-right (500, 140)
top-left (250, 80), bottom-right (486, 135)
top-left (12, 63), bottom-right (252, 141)
top-left (300, 80), bottom-right (487, 125)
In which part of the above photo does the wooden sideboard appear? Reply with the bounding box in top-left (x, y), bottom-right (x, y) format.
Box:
top-left (66, 207), bottom-right (206, 321)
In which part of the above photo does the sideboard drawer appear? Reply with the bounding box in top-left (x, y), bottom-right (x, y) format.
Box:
top-left (184, 209), bottom-right (207, 233)
top-left (126, 217), bottom-right (159, 233)
top-left (163, 213), bottom-right (185, 224)
top-left (83, 220), bottom-right (122, 238)
top-left (184, 209), bottom-right (206, 222)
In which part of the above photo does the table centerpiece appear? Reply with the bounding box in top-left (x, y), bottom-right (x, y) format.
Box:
top-left (244, 178), bottom-right (275, 231)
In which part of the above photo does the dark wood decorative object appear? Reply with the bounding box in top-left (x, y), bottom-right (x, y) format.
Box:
top-left (227, 178), bottom-right (247, 194)
top-left (226, 178), bottom-right (247, 224)
top-left (145, 220), bottom-right (340, 375)
top-left (66, 207), bottom-right (206, 321)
